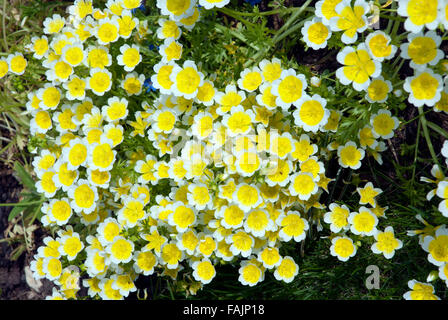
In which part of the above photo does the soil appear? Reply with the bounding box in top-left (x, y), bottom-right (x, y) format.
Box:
top-left (0, 130), bottom-right (54, 300)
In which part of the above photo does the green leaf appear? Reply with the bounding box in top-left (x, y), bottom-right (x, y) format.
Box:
top-left (14, 161), bottom-right (36, 191)
top-left (8, 205), bottom-right (24, 222)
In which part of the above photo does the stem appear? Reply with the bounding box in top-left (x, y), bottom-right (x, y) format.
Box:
top-left (217, 6), bottom-right (299, 17)
top-left (419, 106), bottom-right (443, 174)
top-left (0, 199), bottom-right (43, 207)
top-left (214, 23), bottom-right (259, 51)
top-left (217, 8), bottom-right (256, 28)
top-left (2, 0), bottom-right (7, 52)
top-left (243, 0), bottom-right (313, 67)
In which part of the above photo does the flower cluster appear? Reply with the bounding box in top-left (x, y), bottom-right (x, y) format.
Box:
top-left (2, 0), bottom-right (446, 300)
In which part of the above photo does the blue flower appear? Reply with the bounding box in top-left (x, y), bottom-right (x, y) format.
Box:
top-left (131, 3), bottom-right (146, 14)
top-left (244, 0), bottom-right (262, 5)
top-left (148, 44), bottom-right (159, 51)
top-left (144, 78), bottom-right (157, 93)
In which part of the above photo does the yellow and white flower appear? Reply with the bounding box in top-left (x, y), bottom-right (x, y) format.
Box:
top-left (288, 172), bottom-right (318, 201)
top-left (293, 94), bottom-right (329, 133)
top-left (365, 77), bottom-right (392, 103)
top-left (233, 183), bottom-right (262, 212)
top-left (86, 45), bottom-right (112, 69)
top-left (43, 14), bottom-right (65, 34)
top-left (151, 61), bottom-right (177, 94)
top-left (348, 206), bottom-right (378, 236)
top-left (159, 38), bottom-right (183, 63)
top-left (276, 211), bottom-right (309, 242)
top-left (192, 259), bottom-right (216, 284)
top-left (238, 260), bottom-right (264, 286)
top-left (329, 0), bottom-right (369, 44)
top-left (324, 203), bottom-right (351, 233)
top-left (86, 68), bottom-right (112, 96)
top-left (117, 196), bottom-right (147, 228)
top-left (315, 0), bottom-right (343, 25)
top-left (30, 110), bottom-right (53, 135)
top-left (301, 17), bottom-right (332, 50)
top-left (95, 17), bottom-right (120, 45)
top-left (271, 69), bottom-right (307, 110)
top-left (121, 72), bottom-right (145, 96)
top-left (157, 18), bottom-right (182, 40)
top-left (106, 236), bottom-right (135, 264)
top-left (117, 44), bottom-right (141, 72)
top-left (397, 0), bottom-right (441, 33)
top-left (237, 67), bottom-right (264, 93)
top-left (421, 226), bottom-right (448, 266)
top-left (370, 109), bottom-right (399, 139)
top-left (365, 31), bottom-right (397, 62)
top-left (199, 0), bottom-right (230, 10)
top-left (403, 280), bottom-right (440, 300)
top-left (337, 141), bottom-right (365, 170)
top-left (133, 250), bottom-right (158, 276)
top-left (336, 44), bottom-right (381, 91)
top-left (156, 0), bottom-right (196, 21)
top-left (273, 256), bottom-right (299, 283)
top-left (371, 226), bottom-right (403, 259)
top-left (400, 31), bottom-right (444, 71)
top-left (63, 137), bottom-right (89, 170)
top-left (170, 60), bottom-right (204, 99)
top-left (67, 179), bottom-right (99, 214)
top-left (168, 202), bottom-right (197, 233)
top-left (330, 236), bottom-right (357, 261)
top-left (404, 68), bottom-right (443, 107)
top-left (222, 105), bottom-right (255, 137)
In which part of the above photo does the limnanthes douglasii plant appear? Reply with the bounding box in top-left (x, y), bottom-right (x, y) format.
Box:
top-left (1, 0), bottom-right (448, 300)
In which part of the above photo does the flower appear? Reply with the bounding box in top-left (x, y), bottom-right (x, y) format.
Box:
top-left (422, 226), bottom-right (448, 266)
top-left (95, 17), bottom-right (120, 45)
top-left (293, 94), bottom-right (329, 133)
top-left (156, 0), bottom-right (196, 21)
top-left (238, 260), bottom-right (264, 286)
top-left (6, 52), bottom-right (27, 75)
top-left (157, 18), bottom-right (182, 40)
top-left (276, 211), bottom-right (309, 242)
top-left (273, 256), bottom-right (299, 283)
top-left (397, 0), bottom-right (441, 33)
top-left (336, 44), bottom-right (381, 91)
top-left (329, 0), bottom-right (369, 44)
top-left (324, 203), bottom-right (351, 233)
top-left (357, 182), bottom-right (382, 206)
top-left (192, 259), bottom-right (216, 284)
top-left (364, 31), bottom-right (397, 62)
top-left (348, 207), bottom-right (378, 236)
top-left (301, 18), bottom-right (332, 50)
top-left (170, 60), bottom-right (204, 99)
top-left (330, 236), bottom-right (357, 261)
top-left (117, 44), bottom-right (141, 72)
top-left (159, 38), bottom-right (183, 63)
top-left (271, 69), bottom-right (307, 109)
top-left (288, 172), bottom-right (318, 200)
top-left (237, 67), bottom-right (264, 92)
top-left (199, 0), bottom-right (230, 10)
top-left (400, 31), bottom-right (444, 70)
top-left (371, 226), bottom-right (403, 259)
top-left (365, 77), bottom-right (392, 103)
top-left (106, 236), bottom-right (135, 264)
top-left (403, 69), bottom-right (443, 107)
top-left (337, 141), bottom-right (365, 169)
top-left (370, 109), bottom-right (399, 139)
top-left (87, 68), bottom-right (112, 96)
top-left (43, 14), bottom-right (65, 34)
top-left (403, 280), bottom-right (440, 300)
top-left (315, 0), bottom-right (343, 25)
